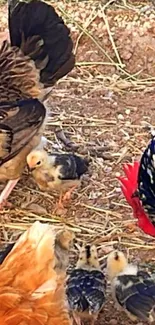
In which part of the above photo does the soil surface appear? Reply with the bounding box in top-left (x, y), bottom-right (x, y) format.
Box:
top-left (0, 1), bottom-right (155, 325)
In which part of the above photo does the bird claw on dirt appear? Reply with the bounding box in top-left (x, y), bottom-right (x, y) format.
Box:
top-left (0, 200), bottom-right (13, 210)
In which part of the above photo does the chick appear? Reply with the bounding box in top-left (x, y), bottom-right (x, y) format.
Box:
top-left (55, 228), bottom-right (75, 273)
top-left (107, 250), bottom-right (155, 322)
top-left (26, 149), bottom-right (89, 208)
top-left (66, 244), bottom-right (106, 325)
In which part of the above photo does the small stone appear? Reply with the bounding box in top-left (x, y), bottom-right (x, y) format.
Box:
top-left (125, 109), bottom-right (130, 115)
top-left (115, 172), bottom-right (121, 177)
top-left (117, 114), bottom-right (124, 120)
top-left (115, 187), bottom-right (121, 193)
top-left (109, 319), bottom-right (118, 325)
top-left (125, 121), bottom-right (131, 126)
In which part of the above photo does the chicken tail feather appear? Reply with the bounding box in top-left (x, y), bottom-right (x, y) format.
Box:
top-left (8, 0), bottom-right (75, 87)
top-left (118, 162), bottom-right (140, 208)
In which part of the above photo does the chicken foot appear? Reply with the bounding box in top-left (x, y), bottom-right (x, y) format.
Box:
top-left (58, 185), bottom-right (77, 207)
top-left (0, 179), bottom-right (20, 209)
top-left (54, 185), bottom-right (77, 212)
top-left (62, 185), bottom-right (77, 202)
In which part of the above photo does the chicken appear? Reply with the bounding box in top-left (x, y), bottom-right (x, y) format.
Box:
top-left (0, 228), bottom-right (75, 271)
top-left (66, 244), bottom-right (106, 325)
top-left (26, 150), bottom-right (89, 208)
top-left (107, 250), bottom-right (155, 322)
top-left (0, 220), bottom-right (72, 325)
top-left (118, 135), bottom-right (155, 237)
top-left (0, 0), bottom-right (75, 208)
top-left (55, 228), bottom-right (75, 273)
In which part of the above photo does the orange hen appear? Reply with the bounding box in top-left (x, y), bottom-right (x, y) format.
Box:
top-left (0, 221), bottom-right (72, 325)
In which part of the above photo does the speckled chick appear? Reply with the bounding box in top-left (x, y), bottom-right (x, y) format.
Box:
top-left (66, 244), bottom-right (106, 325)
top-left (107, 250), bottom-right (155, 323)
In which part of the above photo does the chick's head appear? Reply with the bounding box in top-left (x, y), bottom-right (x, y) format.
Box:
top-left (76, 244), bottom-right (100, 269)
top-left (56, 228), bottom-right (75, 250)
top-left (107, 250), bottom-right (128, 281)
top-left (26, 150), bottom-right (48, 171)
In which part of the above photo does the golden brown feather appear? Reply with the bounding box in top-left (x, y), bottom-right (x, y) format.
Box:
top-left (0, 221), bottom-right (72, 325)
top-left (0, 41), bottom-right (42, 101)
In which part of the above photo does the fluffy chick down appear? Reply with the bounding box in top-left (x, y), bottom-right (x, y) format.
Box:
top-left (66, 244), bottom-right (106, 325)
top-left (55, 228), bottom-right (75, 273)
top-left (107, 250), bottom-right (155, 322)
top-left (26, 150), bottom-right (89, 201)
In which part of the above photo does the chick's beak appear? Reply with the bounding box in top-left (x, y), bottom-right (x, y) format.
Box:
top-left (26, 164), bottom-right (35, 173)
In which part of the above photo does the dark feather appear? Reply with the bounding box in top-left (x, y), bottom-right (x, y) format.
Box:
top-left (0, 98), bottom-right (45, 165)
top-left (0, 40), bottom-right (41, 101)
top-left (66, 269), bottom-right (106, 314)
top-left (9, 0), bottom-right (75, 87)
top-left (0, 242), bottom-right (15, 264)
top-left (115, 272), bottom-right (155, 321)
top-left (51, 153), bottom-right (89, 181)
top-left (138, 137), bottom-right (155, 225)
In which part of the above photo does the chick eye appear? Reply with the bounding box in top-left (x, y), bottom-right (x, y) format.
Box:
top-left (36, 161), bottom-right (41, 166)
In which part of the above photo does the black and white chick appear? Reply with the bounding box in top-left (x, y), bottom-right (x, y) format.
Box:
top-left (107, 250), bottom-right (155, 323)
top-left (66, 244), bottom-right (106, 325)
top-left (26, 149), bottom-right (89, 208)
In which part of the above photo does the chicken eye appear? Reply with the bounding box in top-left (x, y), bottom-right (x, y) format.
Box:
top-left (36, 161), bottom-right (41, 166)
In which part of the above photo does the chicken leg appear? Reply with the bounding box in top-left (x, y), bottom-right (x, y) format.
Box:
top-left (0, 179), bottom-right (20, 209)
top-left (55, 185), bottom-right (77, 210)
top-left (53, 185), bottom-right (78, 213)
top-left (72, 312), bottom-right (81, 325)
top-left (62, 185), bottom-right (77, 202)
